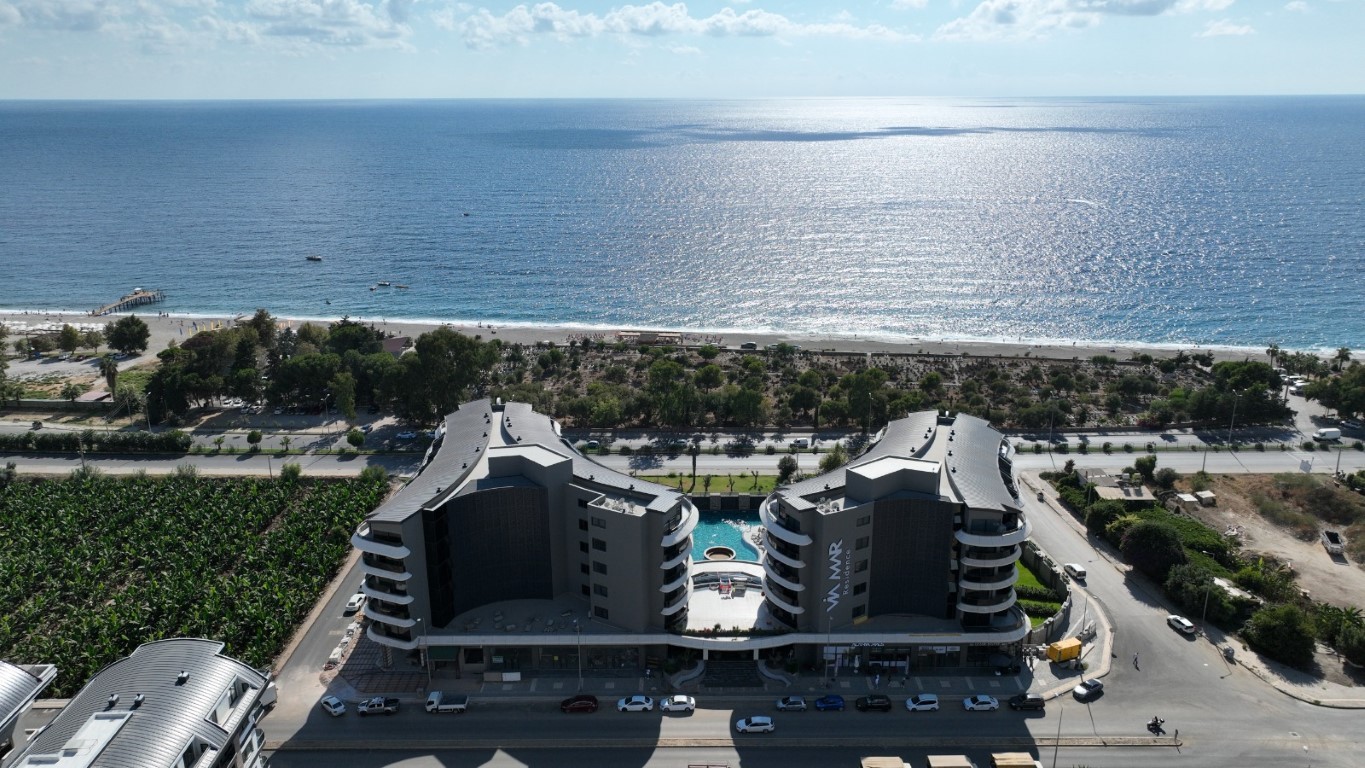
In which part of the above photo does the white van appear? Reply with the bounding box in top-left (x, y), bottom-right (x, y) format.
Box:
top-left (791, 438), bottom-right (810, 449)
top-left (1313, 428), bottom-right (1342, 442)
top-left (1064, 563), bottom-right (1087, 580)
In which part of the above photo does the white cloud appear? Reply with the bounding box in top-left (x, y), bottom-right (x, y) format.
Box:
top-left (4, 0), bottom-right (126, 31)
top-left (245, 0), bottom-right (410, 46)
top-left (454, 2), bottom-right (914, 48)
top-left (1283, 0), bottom-right (1308, 11)
top-left (668, 43), bottom-right (699, 53)
top-left (935, 0), bottom-right (1239, 41)
top-left (1198, 17), bottom-right (1252, 35)
top-left (891, 0), bottom-right (929, 8)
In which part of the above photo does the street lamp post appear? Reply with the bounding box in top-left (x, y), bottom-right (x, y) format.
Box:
top-left (573, 619), bottom-right (583, 692)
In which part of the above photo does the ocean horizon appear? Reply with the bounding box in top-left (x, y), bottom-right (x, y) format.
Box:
top-left (2, 97), bottom-right (1362, 350)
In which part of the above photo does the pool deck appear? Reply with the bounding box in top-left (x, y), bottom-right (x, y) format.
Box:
top-left (686, 560), bottom-right (774, 632)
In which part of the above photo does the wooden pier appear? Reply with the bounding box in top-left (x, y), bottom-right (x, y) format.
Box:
top-left (92, 289), bottom-right (165, 316)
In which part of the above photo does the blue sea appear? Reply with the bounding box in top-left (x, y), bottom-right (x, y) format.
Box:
top-left (1, 97), bottom-right (1362, 350)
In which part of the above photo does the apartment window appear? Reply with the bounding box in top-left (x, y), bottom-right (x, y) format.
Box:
top-left (591, 516), bottom-right (607, 529)
top-left (580, 563), bottom-right (590, 575)
top-left (593, 606), bottom-right (610, 620)
top-left (854, 559), bottom-right (868, 573)
top-left (593, 561), bottom-right (608, 575)
top-left (856, 515), bottom-right (872, 527)
top-left (855, 536), bottom-right (870, 550)
top-left (579, 541), bottom-right (589, 553)
top-left (577, 498), bottom-right (588, 508)
top-left (593, 584), bottom-right (609, 598)
top-left (581, 584), bottom-right (590, 596)
top-left (853, 582), bottom-right (867, 595)
top-left (578, 519), bottom-right (589, 531)
top-left (592, 538), bottom-right (607, 552)
top-left (852, 604), bottom-right (867, 618)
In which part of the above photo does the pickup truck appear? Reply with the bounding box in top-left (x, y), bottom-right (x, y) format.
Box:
top-left (357, 696), bottom-right (400, 716)
top-left (1323, 530), bottom-right (1345, 555)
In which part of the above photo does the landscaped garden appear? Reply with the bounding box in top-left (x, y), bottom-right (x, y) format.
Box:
top-left (0, 466), bottom-right (389, 695)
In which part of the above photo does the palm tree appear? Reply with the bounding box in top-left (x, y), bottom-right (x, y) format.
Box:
top-left (98, 354), bottom-right (119, 393)
top-left (1265, 343), bottom-right (1280, 368)
top-left (61, 383), bottom-right (82, 403)
top-left (1335, 347), bottom-right (1352, 370)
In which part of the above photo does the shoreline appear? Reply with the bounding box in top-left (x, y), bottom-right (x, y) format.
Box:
top-left (0, 309), bottom-right (1278, 365)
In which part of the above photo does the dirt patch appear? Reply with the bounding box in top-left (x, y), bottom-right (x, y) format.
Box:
top-left (1178, 474), bottom-right (1365, 610)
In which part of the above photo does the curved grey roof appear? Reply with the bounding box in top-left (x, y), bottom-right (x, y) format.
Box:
top-left (1, 660), bottom-right (54, 736)
top-left (779, 411), bottom-right (1018, 512)
top-left (14, 638), bottom-right (266, 768)
top-left (369, 399), bottom-right (495, 523)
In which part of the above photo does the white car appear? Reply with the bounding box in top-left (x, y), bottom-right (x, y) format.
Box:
top-left (616, 695), bottom-right (654, 712)
top-left (962, 695), bottom-right (999, 711)
top-left (1167, 614), bottom-right (1197, 635)
top-left (344, 593), bottom-right (366, 613)
top-left (659, 695), bottom-right (695, 712)
top-left (905, 693), bottom-right (940, 712)
top-left (319, 695), bottom-right (346, 717)
top-left (735, 716), bottom-right (775, 733)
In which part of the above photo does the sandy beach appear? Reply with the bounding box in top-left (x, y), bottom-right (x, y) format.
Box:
top-left (0, 309), bottom-right (1269, 366)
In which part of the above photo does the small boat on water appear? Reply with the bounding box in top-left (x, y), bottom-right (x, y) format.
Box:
top-left (306, 255), bottom-right (323, 262)
top-left (394, 284), bottom-right (410, 289)
top-left (377, 281), bottom-right (391, 287)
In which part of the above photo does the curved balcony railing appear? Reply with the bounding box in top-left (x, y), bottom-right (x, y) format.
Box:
top-left (763, 537), bottom-right (805, 570)
top-left (660, 545), bottom-right (691, 571)
top-left (352, 527), bottom-right (411, 560)
top-left (763, 556), bottom-right (804, 593)
top-left (763, 585), bottom-right (804, 616)
top-left (960, 544), bottom-right (1021, 567)
top-left (954, 517), bottom-right (1032, 548)
top-left (661, 587), bottom-right (691, 616)
top-left (959, 568), bottom-right (1019, 591)
top-left (363, 583), bottom-right (414, 606)
top-left (367, 624), bottom-right (417, 651)
top-left (661, 502), bottom-right (700, 548)
top-left (957, 589), bottom-right (1017, 614)
top-left (360, 559), bottom-right (412, 583)
top-left (366, 607), bottom-right (417, 630)
top-left (659, 566), bottom-right (690, 593)
top-left (761, 499), bottom-right (813, 547)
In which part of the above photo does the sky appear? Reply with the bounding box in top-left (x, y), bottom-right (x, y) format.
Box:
top-left (0, 0), bottom-right (1360, 99)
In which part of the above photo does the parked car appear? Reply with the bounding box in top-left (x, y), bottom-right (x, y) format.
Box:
top-left (1072, 680), bottom-right (1104, 702)
top-left (319, 695), bottom-right (346, 717)
top-left (963, 695), bottom-right (999, 711)
top-left (1167, 614), bottom-right (1197, 635)
top-left (396, 431), bottom-right (418, 440)
top-left (735, 716), bottom-right (775, 733)
top-left (616, 695), bottom-right (654, 712)
top-left (775, 695), bottom-right (808, 712)
top-left (357, 696), bottom-right (399, 715)
top-left (344, 593), bottom-right (366, 613)
top-left (904, 693), bottom-right (940, 712)
top-left (1009, 693), bottom-right (1046, 711)
top-left (814, 695), bottom-right (846, 711)
top-left (560, 694), bottom-right (599, 713)
top-left (660, 695), bottom-right (696, 713)
top-left (425, 691), bottom-right (468, 713)
top-left (585, 440), bottom-right (601, 449)
top-left (1064, 563), bottom-right (1087, 580)
top-left (855, 694), bottom-right (892, 712)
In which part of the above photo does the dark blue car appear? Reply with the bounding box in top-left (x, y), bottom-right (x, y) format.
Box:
top-left (814, 695), bottom-right (845, 711)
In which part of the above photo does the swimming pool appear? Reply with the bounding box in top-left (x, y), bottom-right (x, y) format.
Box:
top-left (691, 510), bottom-right (761, 562)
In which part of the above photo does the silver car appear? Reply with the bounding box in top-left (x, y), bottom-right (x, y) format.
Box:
top-left (735, 716), bottom-right (775, 733)
top-left (775, 695), bottom-right (808, 712)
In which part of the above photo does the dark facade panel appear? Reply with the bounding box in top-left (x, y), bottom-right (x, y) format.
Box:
top-left (446, 487), bottom-right (554, 618)
top-left (868, 498), bottom-right (955, 618)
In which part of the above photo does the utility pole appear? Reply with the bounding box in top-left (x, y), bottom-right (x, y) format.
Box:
top-left (1052, 698), bottom-right (1064, 768)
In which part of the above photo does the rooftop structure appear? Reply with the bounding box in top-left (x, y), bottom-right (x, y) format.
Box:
top-left (7, 639), bottom-right (271, 768)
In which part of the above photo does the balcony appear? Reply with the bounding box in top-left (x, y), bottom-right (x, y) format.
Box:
top-left (363, 582), bottom-right (414, 606)
top-left (660, 565), bottom-right (690, 593)
top-left (352, 525), bottom-right (411, 560)
top-left (661, 586), bottom-right (690, 616)
top-left (764, 536), bottom-right (805, 570)
top-left (959, 567), bottom-right (1019, 591)
top-left (367, 604), bottom-right (417, 630)
top-left (761, 499), bottom-right (813, 547)
top-left (367, 623), bottom-right (417, 651)
top-left (954, 516), bottom-right (1032, 548)
top-left (957, 589), bottom-right (1017, 614)
top-left (360, 554), bottom-right (412, 582)
top-left (660, 502), bottom-right (699, 548)
top-left (763, 584), bottom-right (804, 616)
top-left (960, 545), bottom-right (1021, 568)
top-left (660, 543), bottom-right (691, 571)
top-left (763, 556), bottom-right (803, 593)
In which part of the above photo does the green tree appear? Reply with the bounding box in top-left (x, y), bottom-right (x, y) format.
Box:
top-left (247, 430), bottom-right (263, 451)
top-left (1243, 604), bottom-right (1316, 669)
top-left (346, 428), bottom-right (366, 449)
top-left (1163, 563), bottom-right (1233, 624)
top-left (1133, 455), bottom-right (1158, 482)
top-left (98, 354), bottom-right (119, 393)
top-left (777, 454), bottom-right (799, 484)
top-left (330, 371), bottom-right (357, 420)
top-left (104, 315), bottom-right (151, 355)
top-left (819, 441), bottom-right (848, 473)
top-left (279, 462), bottom-right (302, 483)
top-left (213, 435), bottom-right (225, 453)
top-left (697, 344), bottom-right (720, 360)
top-left (1334, 347), bottom-right (1352, 371)
top-left (1336, 622), bottom-right (1365, 667)
top-left (82, 328), bottom-right (104, 354)
top-left (58, 324), bottom-right (81, 355)
top-left (1120, 520), bottom-right (1187, 580)
top-left (60, 382), bottom-right (82, 403)
top-left (1154, 467), bottom-right (1181, 489)
top-left (694, 364), bottom-right (724, 390)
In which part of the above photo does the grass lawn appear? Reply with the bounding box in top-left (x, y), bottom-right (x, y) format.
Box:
top-left (1016, 560), bottom-right (1048, 590)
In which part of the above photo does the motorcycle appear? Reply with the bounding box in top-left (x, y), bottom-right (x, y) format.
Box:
top-left (1147, 717), bottom-right (1166, 734)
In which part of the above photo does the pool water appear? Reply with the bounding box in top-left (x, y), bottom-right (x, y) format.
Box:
top-left (691, 510), bottom-right (761, 562)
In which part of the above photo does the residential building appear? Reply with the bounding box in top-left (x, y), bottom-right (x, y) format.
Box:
top-left (0, 660), bottom-right (56, 755)
top-left (6, 639), bottom-right (271, 768)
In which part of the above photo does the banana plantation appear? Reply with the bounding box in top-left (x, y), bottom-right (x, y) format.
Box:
top-left (0, 472), bottom-right (388, 695)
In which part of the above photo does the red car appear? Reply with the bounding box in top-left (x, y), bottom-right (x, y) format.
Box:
top-left (560, 694), bottom-right (599, 713)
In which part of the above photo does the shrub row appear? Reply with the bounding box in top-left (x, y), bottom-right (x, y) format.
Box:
top-left (0, 429), bottom-right (192, 454)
